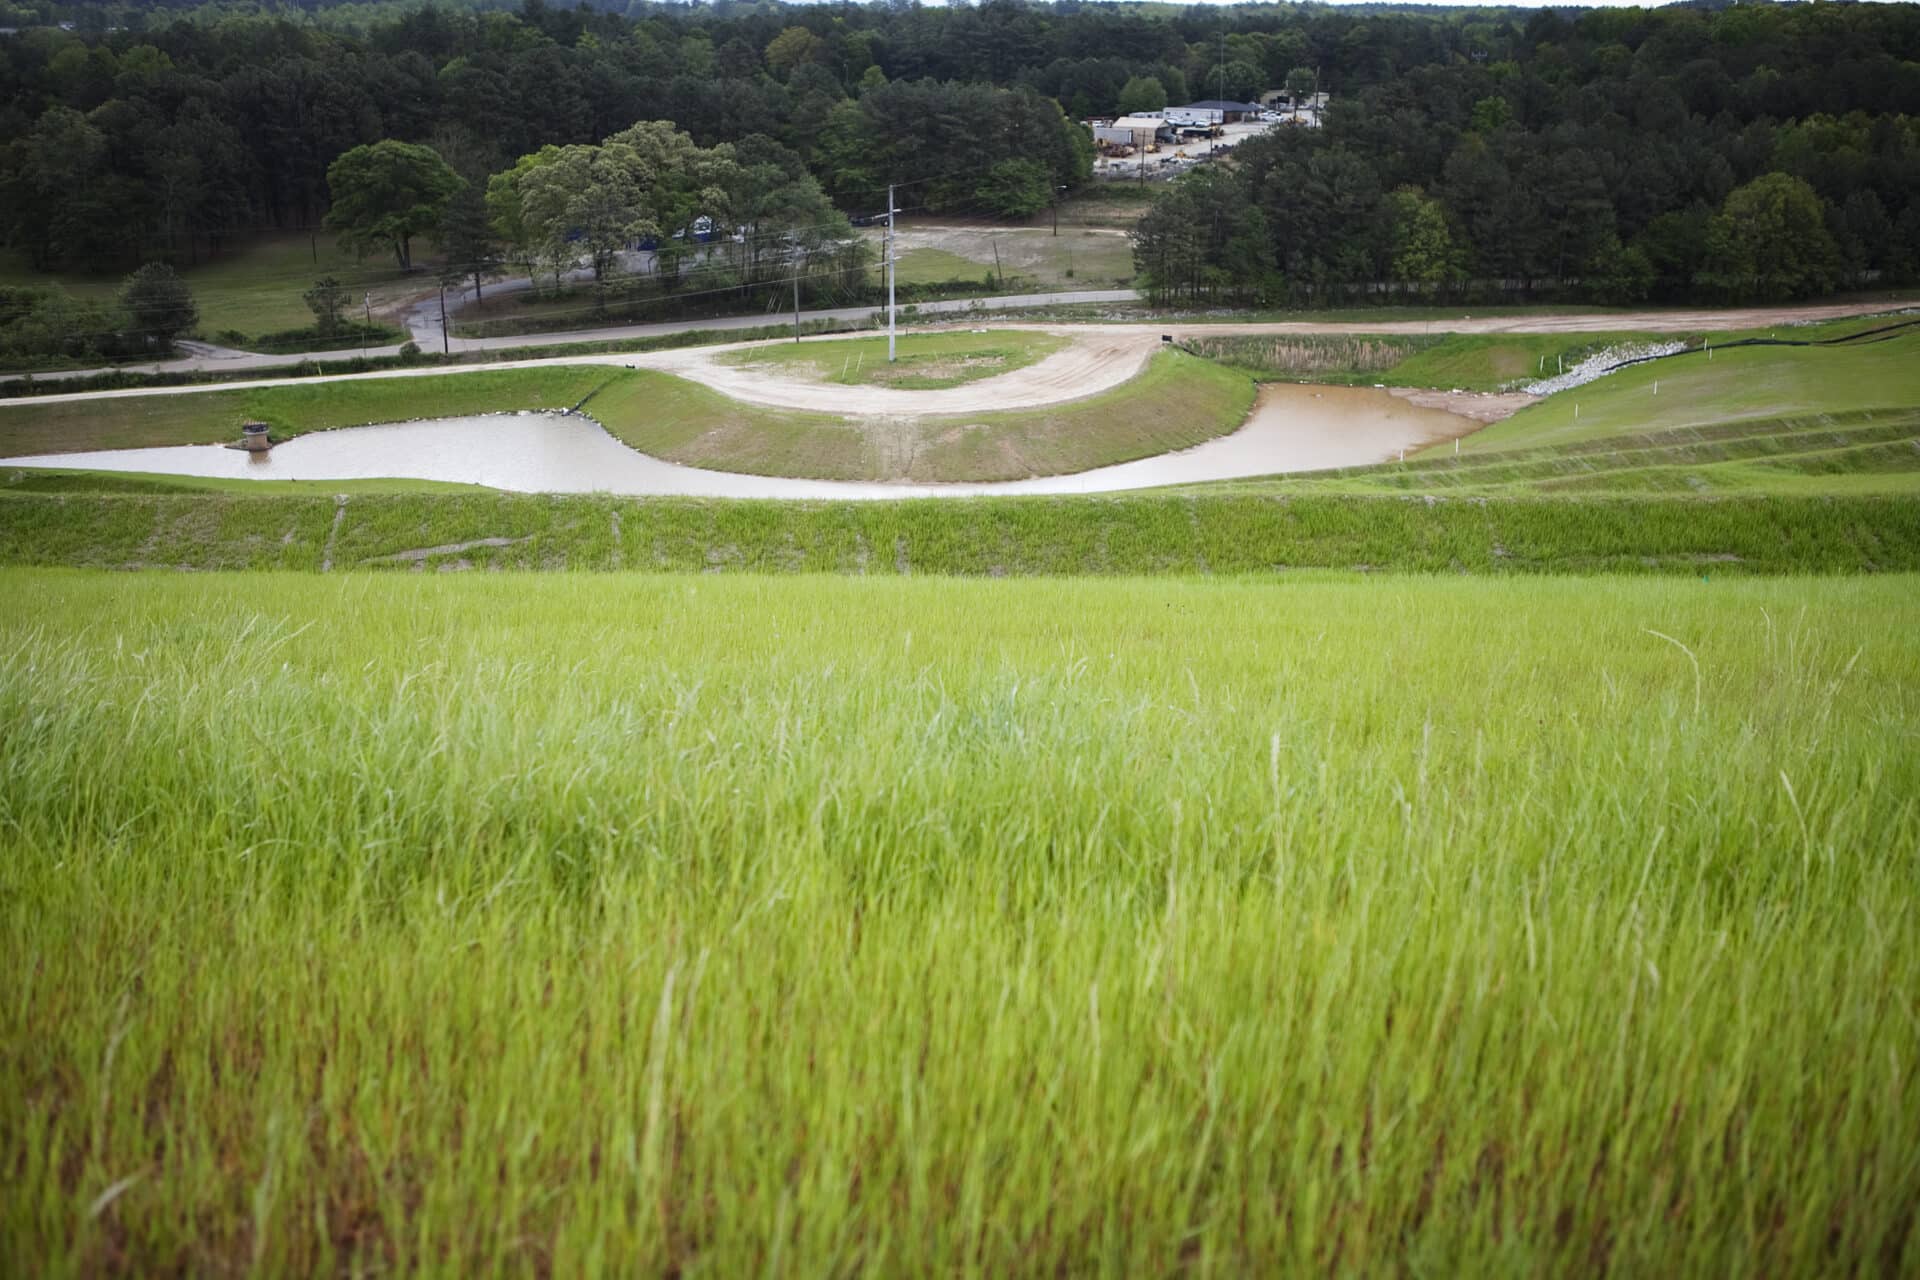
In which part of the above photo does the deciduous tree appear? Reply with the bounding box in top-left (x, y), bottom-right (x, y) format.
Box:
top-left (324, 140), bottom-right (465, 271)
top-left (303, 276), bottom-right (349, 335)
top-left (436, 186), bottom-right (505, 303)
top-left (118, 262), bottom-right (198, 348)
top-left (978, 159), bottom-right (1052, 219)
top-left (1386, 186), bottom-right (1464, 290)
top-left (1117, 76), bottom-right (1167, 116)
top-left (763, 28), bottom-right (823, 82)
top-left (1697, 173), bottom-right (1840, 300)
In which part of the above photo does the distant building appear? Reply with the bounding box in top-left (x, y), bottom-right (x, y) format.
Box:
top-left (1181, 99), bottom-right (1262, 123)
top-left (1102, 116), bottom-right (1172, 150)
top-left (1261, 90), bottom-right (1330, 115)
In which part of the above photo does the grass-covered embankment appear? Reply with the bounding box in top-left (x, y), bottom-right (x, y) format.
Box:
top-left (1461, 330), bottom-right (1920, 454)
top-left (716, 329), bottom-right (1069, 389)
top-left (1184, 331), bottom-right (1647, 392)
top-left (584, 350), bottom-right (1250, 483)
top-left (3, 487), bottom-right (1916, 573)
top-left (1188, 326), bottom-right (1920, 497)
top-left (1210, 330), bottom-right (1919, 497)
top-left (1184, 315), bottom-right (1920, 400)
top-left (1209, 408), bottom-right (1920, 499)
top-left (3, 570), bottom-right (1917, 1273)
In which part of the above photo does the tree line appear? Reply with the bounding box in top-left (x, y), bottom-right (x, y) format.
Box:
top-left (1132, 5), bottom-right (1920, 306)
top-left (1, 0), bottom-right (1916, 307)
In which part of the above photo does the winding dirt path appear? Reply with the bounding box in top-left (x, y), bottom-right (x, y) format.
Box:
top-left (633, 331), bottom-right (1156, 414)
top-left (1051, 299), bottom-right (1912, 342)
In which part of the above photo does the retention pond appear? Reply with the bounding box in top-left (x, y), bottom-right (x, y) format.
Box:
top-left (3, 384), bottom-right (1486, 497)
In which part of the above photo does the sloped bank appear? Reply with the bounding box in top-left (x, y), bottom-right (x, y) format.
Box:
top-left (2, 490), bottom-right (1914, 576)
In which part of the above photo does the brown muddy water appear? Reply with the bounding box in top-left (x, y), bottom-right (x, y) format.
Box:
top-left (1, 384), bottom-right (1485, 497)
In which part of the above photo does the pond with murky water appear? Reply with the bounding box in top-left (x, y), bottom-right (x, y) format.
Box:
top-left (2, 384), bottom-right (1482, 497)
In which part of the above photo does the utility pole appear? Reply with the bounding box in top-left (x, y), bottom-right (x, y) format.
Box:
top-left (438, 283), bottom-right (449, 355)
top-left (792, 245), bottom-right (803, 343)
top-left (886, 182), bottom-right (897, 363)
top-left (362, 292), bottom-right (371, 356)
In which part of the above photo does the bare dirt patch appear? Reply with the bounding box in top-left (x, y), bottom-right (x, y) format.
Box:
top-left (1389, 388), bottom-right (1538, 423)
top-left (640, 331), bottom-right (1157, 416)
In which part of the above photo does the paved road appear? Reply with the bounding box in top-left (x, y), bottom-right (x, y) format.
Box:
top-left (6, 290), bottom-right (1144, 385)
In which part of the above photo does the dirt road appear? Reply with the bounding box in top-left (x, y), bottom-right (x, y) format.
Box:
top-left (637, 331), bottom-right (1155, 414)
top-left (2, 299), bottom-right (1907, 416)
top-left (1146, 299), bottom-right (1910, 339)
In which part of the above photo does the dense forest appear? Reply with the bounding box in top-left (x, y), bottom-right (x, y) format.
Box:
top-left (1, 0), bottom-right (1917, 313)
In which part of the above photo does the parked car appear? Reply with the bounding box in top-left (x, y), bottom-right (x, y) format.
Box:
top-left (672, 215), bottom-right (719, 243)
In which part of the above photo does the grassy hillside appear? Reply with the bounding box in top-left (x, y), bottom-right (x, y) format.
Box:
top-left (1462, 331), bottom-right (1920, 455)
top-left (3, 487), bottom-right (1915, 574)
top-left (3, 570), bottom-right (1916, 1273)
top-left (1182, 331), bottom-right (1916, 497)
top-left (1196, 408), bottom-right (1920, 499)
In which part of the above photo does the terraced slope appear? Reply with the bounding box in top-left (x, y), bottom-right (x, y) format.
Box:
top-left (1210, 409), bottom-right (1920, 497)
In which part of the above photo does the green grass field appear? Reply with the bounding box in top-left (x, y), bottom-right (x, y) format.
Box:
top-left (716, 330), bottom-right (1068, 389)
top-left (872, 229), bottom-right (1138, 290)
top-left (3, 570), bottom-right (1916, 1274)
top-left (885, 246), bottom-right (996, 286)
top-left (1, 234), bottom-right (421, 344)
top-left (4, 292), bottom-right (1919, 1273)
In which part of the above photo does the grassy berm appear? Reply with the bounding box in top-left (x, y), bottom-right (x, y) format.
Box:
top-left (2, 570), bottom-right (1917, 1273)
top-left (2, 488), bottom-right (1918, 573)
